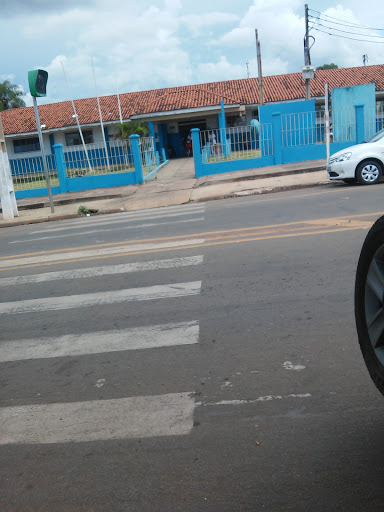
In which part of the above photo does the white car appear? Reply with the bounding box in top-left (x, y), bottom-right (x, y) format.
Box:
top-left (327, 128), bottom-right (384, 185)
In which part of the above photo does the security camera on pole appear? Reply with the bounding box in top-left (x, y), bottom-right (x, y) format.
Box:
top-left (28, 69), bottom-right (55, 213)
top-left (0, 115), bottom-right (19, 220)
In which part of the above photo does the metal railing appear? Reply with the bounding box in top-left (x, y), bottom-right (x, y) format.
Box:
top-left (281, 111), bottom-right (324, 146)
top-left (199, 124), bottom-right (273, 163)
top-left (331, 109), bottom-right (357, 144)
top-left (365, 104), bottom-right (384, 140)
top-left (281, 105), bottom-right (384, 148)
top-left (9, 154), bottom-right (57, 190)
top-left (64, 140), bottom-right (134, 177)
top-left (140, 137), bottom-right (157, 176)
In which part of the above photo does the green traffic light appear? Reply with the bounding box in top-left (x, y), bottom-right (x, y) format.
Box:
top-left (28, 69), bottom-right (48, 97)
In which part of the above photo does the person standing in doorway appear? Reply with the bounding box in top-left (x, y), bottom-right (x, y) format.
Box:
top-left (209, 131), bottom-right (216, 155)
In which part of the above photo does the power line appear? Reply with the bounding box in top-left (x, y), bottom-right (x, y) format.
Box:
top-left (309, 14), bottom-right (384, 32)
top-left (308, 8), bottom-right (384, 31)
top-left (310, 25), bottom-right (384, 43)
top-left (308, 19), bottom-right (384, 39)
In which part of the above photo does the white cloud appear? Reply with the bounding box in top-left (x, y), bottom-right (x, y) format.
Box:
top-left (181, 12), bottom-right (239, 37)
top-left (15, 2), bottom-right (192, 103)
top-left (197, 56), bottom-right (248, 83)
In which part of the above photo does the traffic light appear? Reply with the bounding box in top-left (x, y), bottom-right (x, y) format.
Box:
top-left (28, 69), bottom-right (48, 97)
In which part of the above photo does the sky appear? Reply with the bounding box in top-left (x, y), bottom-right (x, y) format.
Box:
top-left (1, 0), bottom-right (384, 107)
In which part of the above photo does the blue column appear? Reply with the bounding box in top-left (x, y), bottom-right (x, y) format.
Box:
top-left (53, 144), bottom-right (68, 193)
top-left (49, 134), bottom-right (55, 154)
top-left (218, 100), bottom-right (227, 157)
top-left (272, 113), bottom-right (283, 165)
top-left (148, 121), bottom-right (155, 139)
top-left (158, 123), bottom-right (165, 158)
top-left (104, 126), bottom-right (112, 164)
top-left (130, 134), bottom-right (144, 184)
top-left (191, 128), bottom-right (203, 178)
top-left (355, 104), bottom-right (365, 144)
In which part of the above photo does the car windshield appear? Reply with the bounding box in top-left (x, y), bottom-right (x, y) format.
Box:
top-left (365, 128), bottom-right (384, 143)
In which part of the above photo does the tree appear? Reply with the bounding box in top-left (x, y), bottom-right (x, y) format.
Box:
top-left (0, 80), bottom-right (26, 111)
top-left (316, 63), bottom-right (339, 70)
top-left (116, 121), bottom-right (148, 140)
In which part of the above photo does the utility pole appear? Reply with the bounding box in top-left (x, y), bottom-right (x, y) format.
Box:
top-left (304, 4), bottom-right (311, 100)
top-left (0, 115), bottom-right (18, 220)
top-left (363, 54), bottom-right (368, 66)
top-left (325, 82), bottom-right (330, 163)
top-left (246, 61), bottom-right (250, 79)
top-left (255, 29), bottom-right (264, 105)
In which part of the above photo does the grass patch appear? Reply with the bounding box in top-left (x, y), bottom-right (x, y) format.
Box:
top-left (207, 149), bottom-right (261, 163)
top-left (13, 175), bottom-right (60, 191)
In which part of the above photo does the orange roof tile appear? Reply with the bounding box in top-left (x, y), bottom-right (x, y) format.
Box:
top-left (2, 64), bottom-right (384, 135)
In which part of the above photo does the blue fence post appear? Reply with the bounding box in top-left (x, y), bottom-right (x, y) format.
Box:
top-left (53, 143), bottom-right (68, 193)
top-left (148, 121), bottom-right (155, 140)
top-left (161, 147), bottom-right (166, 162)
top-left (130, 134), bottom-right (144, 184)
top-left (191, 128), bottom-right (203, 178)
top-left (355, 104), bottom-right (365, 144)
top-left (219, 100), bottom-right (227, 157)
top-left (272, 113), bottom-right (283, 165)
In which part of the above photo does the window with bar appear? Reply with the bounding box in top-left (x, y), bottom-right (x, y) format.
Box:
top-left (65, 130), bottom-right (94, 146)
top-left (13, 137), bottom-right (40, 154)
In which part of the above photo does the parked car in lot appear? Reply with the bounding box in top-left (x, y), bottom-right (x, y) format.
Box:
top-left (327, 128), bottom-right (384, 185)
top-left (355, 216), bottom-right (384, 396)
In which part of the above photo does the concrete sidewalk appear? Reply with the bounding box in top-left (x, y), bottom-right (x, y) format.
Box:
top-left (0, 158), bottom-right (333, 227)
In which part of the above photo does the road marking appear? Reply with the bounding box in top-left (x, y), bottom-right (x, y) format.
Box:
top-left (10, 217), bottom-right (205, 243)
top-left (1, 212), bottom-right (378, 271)
top-left (196, 393), bottom-right (312, 406)
top-left (283, 361), bottom-right (306, 371)
top-left (29, 204), bottom-right (206, 233)
top-left (0, 321), bottom-right (200, 361)
top-left (2, 211), bottom-right (378, 261)
top-left (0, 225), bottom-right (367, 272)
top-left (0, 225), bottom-right (368, 272)
top-left (0, 281), bottom-right (202, 315)
top-left (0, 256), bottom-right (204, 287)
top-left (0, 239), bottom-right (204, 269)
top-left (28, 208), bottom-right (205, 236)
top-left (0, 392), bottom-right (195, 444)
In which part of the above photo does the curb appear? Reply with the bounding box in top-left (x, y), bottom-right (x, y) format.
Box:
top-left (195, 166), bottom-right (326, 188)
top-left (14, 192), bottom-right (131, 211)
top-left (192, 180), bottom-right (334, 203)
top-left (0, 208), bottom-right (126, 228)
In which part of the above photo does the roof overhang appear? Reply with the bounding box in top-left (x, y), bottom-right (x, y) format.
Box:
top-left (4, 119), bottom-right (128, 138)
top-left (130, 104), bottom-right (244, 122)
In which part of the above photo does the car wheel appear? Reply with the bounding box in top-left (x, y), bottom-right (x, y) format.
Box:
top-left (355, 215), bottom-right (384, 396)
top-left (356, 160), bottom-right (382, 185)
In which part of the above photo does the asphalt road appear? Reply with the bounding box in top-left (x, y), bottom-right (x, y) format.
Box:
top-left (1, 183), bottom-right (384, 511)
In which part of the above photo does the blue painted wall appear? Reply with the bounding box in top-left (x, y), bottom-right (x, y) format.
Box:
top-left (332, 84), bottom-right (375, 110)
top-left (259, 99), bottom-right (315, 124)
top-left (332, 84), bottom-right (375, 141)
top-left (260, 99), bottom-right (316, 151)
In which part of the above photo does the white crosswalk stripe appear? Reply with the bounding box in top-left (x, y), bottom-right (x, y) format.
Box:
top-left (0, 393), bottom-right (195, 444)
top-left (0, 238), bottom-right (205, 268)
top-left (29, 204), bottom-right (206, 234)
top-left (0, 321), bottom-right (199, 362)
top-left (0, 255), bottom-right (204, 286)
top-left (10, 216), bottom-right (205, 243)
top-left (0, 281), bottom-right (201, 314)
top-left (0, 252), bottom-right (203, 444)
